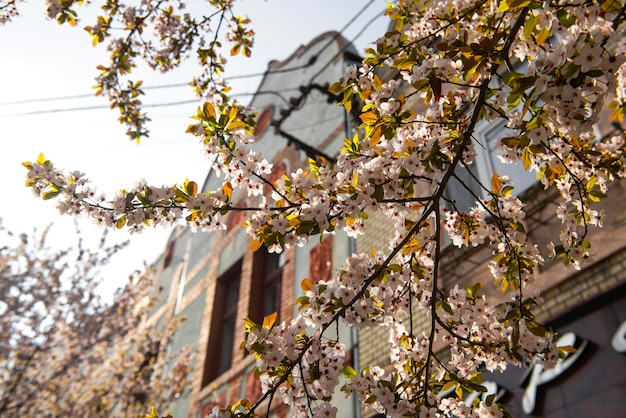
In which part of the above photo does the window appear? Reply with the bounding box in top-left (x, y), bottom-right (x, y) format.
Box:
top-left (445, 120), bottom-right (537, 212)
top-left (309, 236), bottom-right (333, 283)
top-left (473, 121), bottom-right (537, 195)
top-left (203, 260), bottom-right (241, 385)
top-left (251, 248), bottom-right (284, 323)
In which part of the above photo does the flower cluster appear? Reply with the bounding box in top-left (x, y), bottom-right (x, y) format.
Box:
top-left (0, 225), bottom-right (190, 417)
top-left (25, 0), bottom-right (254, 141)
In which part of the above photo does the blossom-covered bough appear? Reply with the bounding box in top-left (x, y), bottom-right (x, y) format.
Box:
top-left (0, 223), bottom-right (191, 417)
top-left (15, 0), bottom-right (626, 416)
top-left (1, 0), bottom-right (254, 141)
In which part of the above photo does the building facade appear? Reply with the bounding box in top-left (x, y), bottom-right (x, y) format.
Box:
top-left (145, 32), bottom-right (360, 418)
top-left (145, 29), bottom-right (626, 418)
top-left (355, 96), bottom-right (626, 416)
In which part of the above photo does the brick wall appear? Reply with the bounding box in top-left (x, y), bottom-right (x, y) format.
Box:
top-left (355, 176), bottom-right (626, 417)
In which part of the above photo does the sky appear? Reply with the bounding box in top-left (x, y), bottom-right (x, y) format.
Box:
top-left (0, 0), bottom-right (389, 299)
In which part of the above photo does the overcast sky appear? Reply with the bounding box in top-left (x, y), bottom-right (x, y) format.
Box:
top-left (0, 0), bottom-right (389, 298)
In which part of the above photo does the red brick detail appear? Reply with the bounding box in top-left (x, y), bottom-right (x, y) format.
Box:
top-left (309, 236), bottom-right (333, 283)
top-left (244, 369), bottom-right (262, 402)
top-left (254, 105), bottom-right (275, 139)
top-left (264, 161), bottom-right (288, 196)
top-left (200, 391), bottom-right (227, 416)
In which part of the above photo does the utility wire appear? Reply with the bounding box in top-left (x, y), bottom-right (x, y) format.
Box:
top-left (311, 10), bottom-right (384, 83)
top-left (265, 2), bottom-right (385, 163)
top-left (0, 88), bottom-right (301, 118)
top-left (0, 0), bottom-right (379, 109)
top-left (0, 75), bottom-right (267, 107)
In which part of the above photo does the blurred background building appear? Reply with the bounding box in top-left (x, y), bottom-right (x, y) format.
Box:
top-left (146, 29), bottom-right (626, 418)
top-left (144, 32), bottom-right (360, 418)
top-left (355, 80), bottom-right (626, 417)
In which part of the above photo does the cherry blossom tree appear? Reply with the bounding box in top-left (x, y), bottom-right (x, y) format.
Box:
top-left (0, 223), bottom-right (190, 417)
top-left (7, 0), bottom-right (626, 417)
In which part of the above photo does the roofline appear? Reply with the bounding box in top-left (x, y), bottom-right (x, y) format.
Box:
top-left (266, 30), bottom-right (359, 71)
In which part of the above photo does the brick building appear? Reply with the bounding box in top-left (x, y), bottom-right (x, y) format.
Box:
top-left (355, 95), bottom-right (626, 416)
top-left (144, 29), bottom-right (626, 418)
top-left (144, 32), bottom-right (360, 418)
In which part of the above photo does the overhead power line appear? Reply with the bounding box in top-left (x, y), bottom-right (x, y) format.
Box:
top-left (1, 1), bottom-right (382, 120)
top-left (0, 75), bottom-right (267, 107)
top-left (0, 88), bottom-right (302, 118)
top-left (0, 0), bottom-right (379, 109)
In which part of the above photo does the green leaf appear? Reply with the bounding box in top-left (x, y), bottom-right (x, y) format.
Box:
top-left (602, 0), bottom-right (623, 13)
top-left (468, 382), bottom-right (488, 393)
top-left (42, 188), bottom-right (60, 200)
top-left (556, 9), bottom-right (575, 27)
top-left (328, 81), bottom-right (346, 94)
top-left (373, 185), bottom-right (384, 202)
top-left (524, 15), bottom-right (539, 39)
top-left (467, 282), bottom-right (482, 298)
top-left (526, 320), bottom-right (548, 337)
top-left (589, 191), bottom-right (607, 202)
top-left (342, 366), bottom-right (357, 379)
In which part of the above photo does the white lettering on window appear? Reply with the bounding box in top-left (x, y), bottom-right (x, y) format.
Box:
top-left (611, 320), bottom-right (626, 353)
top-left (464, 380), bottom-right (506, 405)
top-left (521, 332), bottom-right (588, 414)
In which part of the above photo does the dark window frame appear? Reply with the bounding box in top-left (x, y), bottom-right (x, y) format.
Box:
top-left (251, 249), bottom-right (284, 324)
top-left (202, 260), bottom-right (242, 386)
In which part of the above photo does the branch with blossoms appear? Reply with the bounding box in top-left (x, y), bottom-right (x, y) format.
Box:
top-left (20, 0), bottom-right (626, 417)
top-left (0, 0), bottom-right (20, 23)
top-left (0, 223), bottom-right (191, 417)
top-left (2, 0), bottom-right (255, 141)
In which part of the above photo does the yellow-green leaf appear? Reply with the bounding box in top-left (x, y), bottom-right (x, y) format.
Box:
top-left (262, 311), bottom-right (277, 329)
top-left (228, 107), bottom-right (238, 124)
top-left (186, 180), bottom-right (198, 196)
top-left (535, 27), bottom-right (550, 45)
top-left (491, 172), bottom-right (502, 193)
top-left (328, 81), bottom-right (346, 94)
top-left (244, 317), bottom-right (259, 332)
top-left (251, 239), bottom-right (263, 252)
top-left (222, 181), bottom-right (233, 199)
top-left (42, 188), bottom-right (60, 200)
top-left (145, 406), bottom-right (159, 418)
top-left (301, 278), bottom-right (313, 292)
top-left (342, 365), bottom-right (357, 379)
top-left (521, 148), bottom-right (532, 170)
top-left (203, 102), bottom-right (216, 120)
